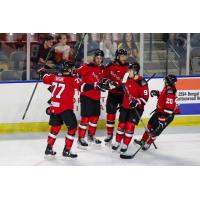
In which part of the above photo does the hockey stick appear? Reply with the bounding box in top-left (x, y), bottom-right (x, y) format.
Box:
top-left (120, 135), bottom-right (153, 159)
top-left (74, 33), bottom-right (87, 65)
top-left (22, 42), bottom-right (58, 120)
top-left (121, 82), bottom-right (157, 150)
top-left (22, 34), bottom-right (87, 120)
top-left (121, 72), bottom-right (157, 147)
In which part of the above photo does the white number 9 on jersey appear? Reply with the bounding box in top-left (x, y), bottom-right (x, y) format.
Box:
top-left (144, 90), bottom-right (148, 96)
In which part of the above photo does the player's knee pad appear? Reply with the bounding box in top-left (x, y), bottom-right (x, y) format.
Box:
top-left (80, 117), bottom-right (89, 124)
top-left (50, 126), bottom-right (61, 134)
top-left (89, 116), bottom-right (99, 123)
top-left (118, 122), bottom-right (126, 129)
top-left (107, 113), bottom-right (116, 122)
top-left (125, 121), bottom-right (135, 133)
top-left (79, 117), bottom-right (89, 129)
top-left (68, 127), bottom-right (77, 136)
top-left (89, 116), bottom-right (98, 128)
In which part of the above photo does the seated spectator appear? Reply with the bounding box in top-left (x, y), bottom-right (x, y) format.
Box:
top-left (36, 35), bottom-right (55, 68)
top-left (74, 34), bottom-right (99, 66)
top-left (54, 34), bottom-right (71, 63)
top-left (99, 33), bottom-right (117, 65)
top-left (118, 33), bottom-right (138, 62)
top-left (10, 39), bottom-right (26, 70)
top-left (87, 34), bottom-right (99, 62)
top-left (191, 34), bottom-right (200, 48)
top-left (163, 33), bottom-right (187, 72)
top-left (74, 34), bottom-right (84, 67)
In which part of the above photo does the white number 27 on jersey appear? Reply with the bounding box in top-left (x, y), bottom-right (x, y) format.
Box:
top-left (51, 82), bottom-right (65, 99)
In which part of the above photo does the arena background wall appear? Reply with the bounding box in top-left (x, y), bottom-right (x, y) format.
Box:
top-left (0, 76), bottom-right (200, 133)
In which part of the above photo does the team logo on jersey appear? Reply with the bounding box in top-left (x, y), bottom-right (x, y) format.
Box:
top-left (110, 71), bottom-right (121, 81)
top-left (92, 72), bottom-right (100, 81)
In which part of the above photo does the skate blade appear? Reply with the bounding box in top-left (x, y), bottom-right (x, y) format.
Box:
top-left (44, 155), bottom-right (56, 160)
top-left (88, 142), bottom-right (102, 149)
top-left (62, 156), bottom-right (78, 160)
top-left (77, 144), bottom-right (88, 150)
top-left (105, 141), bottom-right (112, 147)
top-left (111, 147), bottom-right (120, 153)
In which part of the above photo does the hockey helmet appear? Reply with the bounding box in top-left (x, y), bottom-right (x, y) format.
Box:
top-left (164, 74), bottom-right (177, 86)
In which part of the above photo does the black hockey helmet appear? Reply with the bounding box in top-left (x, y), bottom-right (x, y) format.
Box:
top-left (128, 62), bottom-right (140, 74)
top-left (60, 61), bottom-right (74, 76)
top-left (115, 49), bottom-right (127, 59)
top-left (94, 49), bottom-right (104, 58)
top-left (164, 74), bottom-right (177, 86)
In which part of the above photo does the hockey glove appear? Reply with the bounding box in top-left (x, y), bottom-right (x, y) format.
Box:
top-left (37, 67), bottom-right (47, 79)
top-left (101, 78), bottom-right (117, 90)
top-left (129, 99), bottom-right (139, 109)
top-left (96, 82), bottom-right (107, 92)
top-left (150, 90), bottom-right (159, 98)
top-left (158, 114), bottom-right (171, 129)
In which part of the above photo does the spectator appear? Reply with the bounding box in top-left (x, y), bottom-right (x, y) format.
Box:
top-left (74, 33), bottom-right (85, 67)
top-left (36, 35), bottom-right (55, 68)
top-left (99, 33), bottom-right (117, 65)
top-left (74, 34), bottom-right (99, 66)
top-left (87, 34), bottom-right (99, 63)
top-left (118, 33), bottom-right (138, 62)
top-left (190, 34), bottom-right (200, 48)
top-left (54, 34), bottom-right (71, 63)
top-left (163, 33), bottom-right (187, 73)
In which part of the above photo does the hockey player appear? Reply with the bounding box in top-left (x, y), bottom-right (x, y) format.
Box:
top-left (112, 62), bottom-right (149, 153)
top-left (76, 49), bottom-right (105, 147)
top-left (42, 61), bottom-right (106, 158)
top-left (134, 74), bottom-right (178, 150)
top-left (103, 49), bottom-right (129, 143)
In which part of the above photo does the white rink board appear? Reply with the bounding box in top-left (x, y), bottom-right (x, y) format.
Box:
top-left (0, 79), bottom-right (164, 123)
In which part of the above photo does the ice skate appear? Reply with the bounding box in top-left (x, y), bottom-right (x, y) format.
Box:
top-left (62, 147), bottom-right (78, 158)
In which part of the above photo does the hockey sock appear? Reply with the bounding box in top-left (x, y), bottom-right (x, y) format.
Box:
top-left (48, 126), bottom-right (61, 146)
top-left (115, 122), bottom-right (126, 143)
top-left (65, 128), bottom-right (77, 151)
top-left (106, 113), bottom-right (116, 136)
top-left (123, 122), bottom-right (135, 146)
top-left (78, 117), bottom-right (89, 138)
top-left (142, 131), bottom-right (156, 145)
top-left (88, 116), bottom-right (99, 136)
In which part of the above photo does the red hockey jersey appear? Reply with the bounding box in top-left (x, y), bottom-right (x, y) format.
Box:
top-left (122, 76), bottom-right (149, 110)
top-left (76, 63), bottom-right (103, 100)
top-left (157, 86), bottom-right (177, 114)
top-left (43, 74), bottom-right (85, 114)
top-left (103, 61), bottom-right (128, 95)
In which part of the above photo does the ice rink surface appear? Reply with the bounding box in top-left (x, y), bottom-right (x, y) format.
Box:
top-left (0, 126), bottom-right (200, 166)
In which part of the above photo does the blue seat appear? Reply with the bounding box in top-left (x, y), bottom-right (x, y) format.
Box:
top-left (1, 70), bottom-right (23, 80)
top-left (10, 51), bottom-right (26, 70)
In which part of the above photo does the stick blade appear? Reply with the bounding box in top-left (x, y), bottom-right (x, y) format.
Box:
top-left (120, 154), bottom-right (135, 159)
